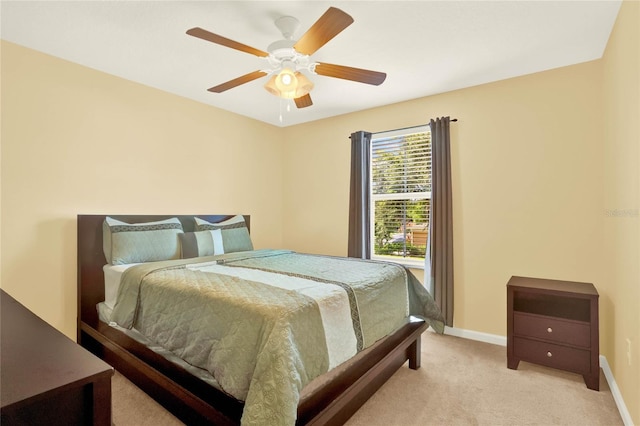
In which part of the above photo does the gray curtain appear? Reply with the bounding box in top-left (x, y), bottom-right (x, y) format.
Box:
top-left (348, 131), bottom-right (372, 259)
top-left (425, 117), bottom-right (454, 326)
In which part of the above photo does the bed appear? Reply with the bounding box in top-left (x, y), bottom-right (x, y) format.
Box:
top-left (77, 214), bottom-right (444, 425)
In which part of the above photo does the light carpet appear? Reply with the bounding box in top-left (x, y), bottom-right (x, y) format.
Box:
top-left (111, 331), bottom-right (623, 425)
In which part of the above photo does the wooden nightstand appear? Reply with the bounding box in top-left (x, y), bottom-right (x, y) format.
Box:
top-left (507, 276), bottom-right (599, 391)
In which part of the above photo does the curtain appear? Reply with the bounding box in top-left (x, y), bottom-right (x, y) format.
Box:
top-left (347, 131), bottom-right (372, 259)
top-left (425, 117), bottom-right (454, 326)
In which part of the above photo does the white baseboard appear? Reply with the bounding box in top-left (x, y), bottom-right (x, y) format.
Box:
top-left (437, 326), bottom-right (633, 425)
top-left (442, 325), bottom-right (507, 346)
top-left (599, 355), bottom-right (635, 426)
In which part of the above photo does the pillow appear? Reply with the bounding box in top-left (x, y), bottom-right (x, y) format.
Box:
top-left (194, 215), bottom-right (253, 253)
top-left (179, 229), bottom-right (224, 259)
top-left (103, 217), bottom-right (183, 265)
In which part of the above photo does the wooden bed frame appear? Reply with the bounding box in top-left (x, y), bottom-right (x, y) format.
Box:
top-left (77, 214), bottom-right (428, 425)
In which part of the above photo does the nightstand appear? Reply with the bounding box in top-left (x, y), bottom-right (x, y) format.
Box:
top-left (507, 276), bottom-right (599, 391)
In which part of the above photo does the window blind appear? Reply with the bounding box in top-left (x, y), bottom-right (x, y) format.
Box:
top-left (370, 127), bottom-right (431, 261)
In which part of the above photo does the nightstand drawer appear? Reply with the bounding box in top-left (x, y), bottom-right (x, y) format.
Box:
top-left (514, 312), bottom-right (590, 347)
top-left (513, 337), bottom-right (591, 374)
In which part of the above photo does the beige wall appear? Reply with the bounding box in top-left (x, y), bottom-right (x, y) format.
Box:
top-left (602, 0), bottom-right (640, 421)
top-left (1, 41), bottom-right (285, 338)
top-left (283, 61), bottom-right (605, 338)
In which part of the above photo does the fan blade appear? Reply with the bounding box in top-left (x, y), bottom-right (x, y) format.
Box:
top-left (315, 63), bottom-right (386, 85)
top-left (187, 27), bottom-right (269, 57)
top-left (294, 7), bottom-right (354, 56)
top-left (207, 71), bottom-right (268, 93)
top-left (294, 94), bottom-right (313, 108)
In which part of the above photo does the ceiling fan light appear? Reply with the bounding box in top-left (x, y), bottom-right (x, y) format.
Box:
top-left (264, 73), bottom-right (297, 99)
top-left (275, 67), bottom-right (298, 92)
top-left (265, 68), bottom-right (305, 99)
top-left (294, 72), bottom-right (314, 97)
top-left (264, 75), bottom-right (280, 96)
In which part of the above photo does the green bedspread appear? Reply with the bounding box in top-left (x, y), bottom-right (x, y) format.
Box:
top-left (110, 249), bottom-right (444, 425)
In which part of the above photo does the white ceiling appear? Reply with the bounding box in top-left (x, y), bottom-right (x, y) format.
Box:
top-left (1, 1), bottom-right (622, 127)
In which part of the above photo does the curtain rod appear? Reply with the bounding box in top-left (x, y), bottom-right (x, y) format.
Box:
top-left (371, 118), bottom-right (458, 136)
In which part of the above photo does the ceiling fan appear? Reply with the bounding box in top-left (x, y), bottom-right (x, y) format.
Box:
top-left (186, 7), bottom-right (386, 109)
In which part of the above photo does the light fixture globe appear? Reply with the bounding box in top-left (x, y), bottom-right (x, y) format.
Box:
top-left (263, 75), bottom-right (279, 96)
top-left (275, 67), bottom-right (297, 93)
top-left (293, 72), bottom-right (314, 97)
top-left (264, 70), bottom-right (314, 100)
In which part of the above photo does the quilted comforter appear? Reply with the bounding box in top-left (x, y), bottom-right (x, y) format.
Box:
top-left (110, 249), bottom-right (444, 425)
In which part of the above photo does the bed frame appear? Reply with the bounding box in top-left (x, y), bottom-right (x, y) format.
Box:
top-left (77, 214), bottom-right (428, 425)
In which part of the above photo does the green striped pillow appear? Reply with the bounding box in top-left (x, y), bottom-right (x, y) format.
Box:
top-left (179, 229), bottom-right (224, 258)
top-left (194, 215), bottom-right (253, 253)
top-left (103, 217), bottom-right (183, 265)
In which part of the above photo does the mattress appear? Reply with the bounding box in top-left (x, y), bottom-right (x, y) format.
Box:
top-left (103, 263), bottom-right (138, 309)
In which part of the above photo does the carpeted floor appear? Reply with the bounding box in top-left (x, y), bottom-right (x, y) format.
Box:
top-left (112, 331), bottom-right (623, 425)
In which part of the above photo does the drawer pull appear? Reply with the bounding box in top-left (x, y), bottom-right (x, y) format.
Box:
top-left (547, 327), bottom-right (553, 333)
top-left (547, 351), bottom-right (553, 358)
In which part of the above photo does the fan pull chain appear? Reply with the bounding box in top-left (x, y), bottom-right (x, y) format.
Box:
top-left (279, 99), bottom-right (293, 123)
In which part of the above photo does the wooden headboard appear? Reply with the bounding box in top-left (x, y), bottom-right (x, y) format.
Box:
top-left (76, 215), bottom-right (250, 340)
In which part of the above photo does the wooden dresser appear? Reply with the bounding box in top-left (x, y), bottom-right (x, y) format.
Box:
top-left (506, 276), bottom-right (599, 391)
top-left (1, 290), bottom-right (114, 425)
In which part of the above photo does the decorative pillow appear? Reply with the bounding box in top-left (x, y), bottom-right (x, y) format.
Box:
top-left (194, 215), bottom-right (253, 253)
top-left (179, 229), bottom-right (224, 259)
top-left (103, 217), bottom-right (183, 265)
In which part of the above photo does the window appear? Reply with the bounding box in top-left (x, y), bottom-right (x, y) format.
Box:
top-left (370, 125), bottom-right (430, 267)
